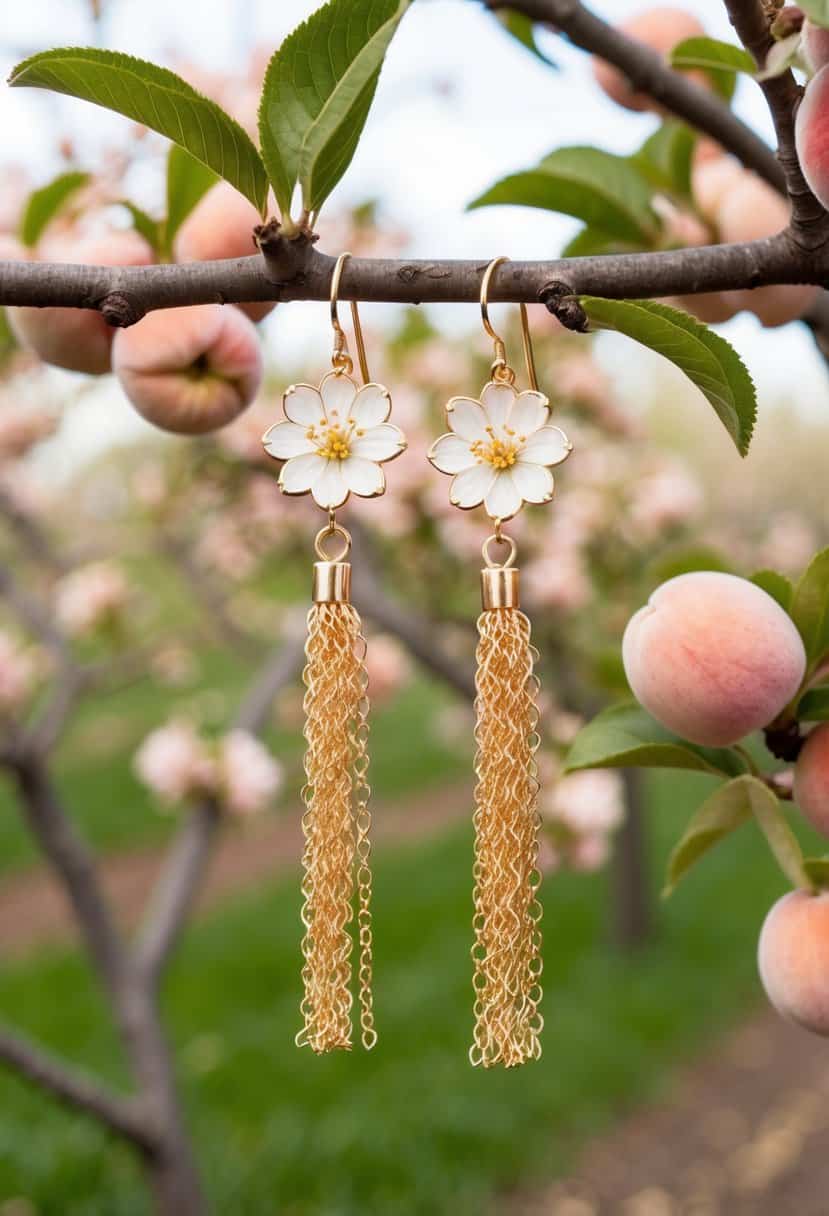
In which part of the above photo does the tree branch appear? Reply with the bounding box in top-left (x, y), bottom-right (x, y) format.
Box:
top-left (11, 752), bottom-right (127, 997)
top-left (490, 0), bottom-right (785, 191)
top-left (135, 633), bottom-right (307, 985)
top-left (722, 0), bottom-right (823, 238)
top-left (0, 1023), bottom-right (156, 1150)
top-left (0, 231), bottom-right (825, 323)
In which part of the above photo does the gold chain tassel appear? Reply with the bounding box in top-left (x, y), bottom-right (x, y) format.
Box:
top-left (296, 564), bottom-right (376, 1053)
top-left (470, 564), bottom-right (543, 1068)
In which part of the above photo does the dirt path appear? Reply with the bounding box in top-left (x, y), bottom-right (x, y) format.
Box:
top-left (0, 781), bottom-right (472, 957)
top-left (511, 1008), bottom-right (829, 1216)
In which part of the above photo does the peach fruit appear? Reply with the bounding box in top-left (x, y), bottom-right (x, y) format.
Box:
top-left (802, 20), bottom-right (829, 73)
top-left (173, 181), bottom-right (273, 323)
top-left (593, 7), bottom-right (706, 112)
top-left (758, 890), bottom-right (829, 1036)
top-left (622, 572), bottom-right (807, 747)
top-left (716, 173), bottom-right (817, 326)
top-left (794, 723), bottom-right (829, 838)
top-left (797, 64), bottom-right (829, 211)
top-left (112, 304), bottom-right (263, 434)
top-left (8, 230), bottom-right (153, 374)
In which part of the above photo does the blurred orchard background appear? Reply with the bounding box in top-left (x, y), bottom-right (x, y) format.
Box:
top-left (2, 0), bottom-right (829, 1213)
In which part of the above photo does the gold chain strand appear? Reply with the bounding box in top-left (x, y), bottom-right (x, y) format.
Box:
top-left (469, 605), bottom-right (544, 1068)
top-left (297, 600), bottom-right (364, 1052)
top-left (349, 622), bottom-right (377, 1049)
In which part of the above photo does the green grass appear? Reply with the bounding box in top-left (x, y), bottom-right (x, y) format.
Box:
top-left (0, 664), bottom-right (466, 874)
top-left (0, 769), bottom-right (792, 1215)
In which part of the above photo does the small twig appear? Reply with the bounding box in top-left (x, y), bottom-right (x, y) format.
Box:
top-left (0, 1023), bottom-right (156, 1150)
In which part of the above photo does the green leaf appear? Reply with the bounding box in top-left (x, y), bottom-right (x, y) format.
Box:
top-left (496, 11), bottom-right (558, 67)
top-left (664, 775), bottom-right (755, 896)
top-left (749, 780), bottom-right (810, 889)
top-left (561, 227), bottom-right (633, 258)
top-left (669, 36), bottom-right (755, 100)
top-left (578, 297), bottom-right (757, 455)
top-left (120, 201), bottom-right (162, 254)
top-left (790, 548), bottom-right (829, 661)
top-left (9, 48), bottom-right (267, 214)
top-left (798, 1), bottom-right (829, 28)
top-left (804, 856), bottom-right (829, 888)
top-left (797, 686), bottom-right (829, 722)
top-left (564, 702), bottom-right (747, 778)
top-left (751, 569), bottom-right (794, 612)
top-left (470, 147), bottom-right (658, 244)
top-left (259, 0), bottom-right (410, 219)
top-left (632, 121), bottom-right (695, 199)
top-left (19, 170), bottom-right (90, 247)
top-left (165, 145), bottom-right (218, 254)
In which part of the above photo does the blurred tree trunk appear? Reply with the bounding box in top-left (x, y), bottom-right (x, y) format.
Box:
top-left (609, 768), bottom-right (652, 950)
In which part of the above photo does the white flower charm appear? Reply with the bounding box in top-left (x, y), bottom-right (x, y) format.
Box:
top-left (428, 380), bottom-right (572, 521)
top-left (262, 371), bottom-right (406, 509)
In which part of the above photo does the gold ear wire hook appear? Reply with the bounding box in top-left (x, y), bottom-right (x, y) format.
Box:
top-left (480, 257), bottom-right (539, 392)
top-left (330, 251), bottom-right (370, 385)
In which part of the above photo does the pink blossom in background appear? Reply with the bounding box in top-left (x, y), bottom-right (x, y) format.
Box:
top-left (628, 465), bottom-right (703, 538)
top-left (219, 730), bottom-right (283, 816)
top-left (546, 769), bottom-right (625, 835)
top-left (523, 549), bottom-right (592, 612)
top-left (196, 518), bottom-right (259, 581)
top-left (569, 831), bottom-right (611, 873)
top-left (134, 720), bottom-right (217, 806)
top-left (364, 634), bottom-right (412, 706)
top-left (55, 561), bottom-right (130, 637)
top-left (0, 405), bottom-right (57, 462)
top-left (0, 631), bottom-right (37, 714)
top-left (760, 513), bottom-right (819, 574)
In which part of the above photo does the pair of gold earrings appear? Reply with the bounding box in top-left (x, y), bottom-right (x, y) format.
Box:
top-left (262, 253), bottom-right (572, 1069)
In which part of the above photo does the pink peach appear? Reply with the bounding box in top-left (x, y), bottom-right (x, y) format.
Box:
top-left (797, 64), bottom-right (829, 212)
top-left (795, 723), bottom-right (829, 837)
top-left (622, 572), bottom-right (807, 746)
top-left (173, 181), bottom-right (273, 323)
top-left (716, 173), bottom-right (817, 326)
top-left (803, 20), bottom-right (829, 73)
top-left (8, 230), bottom-right (153, 374)
top-left (112, 304), bottom-right (263, 434)
top-left (758, 890), bottom-right (829, 1036)
top-left (593, 7), bottom-right (707, 112)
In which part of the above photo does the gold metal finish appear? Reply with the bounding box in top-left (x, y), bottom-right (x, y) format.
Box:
top-left (312, 561), bottom-right (352, 604)
top-left (330, 252), bottom-right (370, 384)
top-left (482, 528), bottom-right (518, 570)
top-left (480, 257), bottom-right (539, 392)
top-left (470, 606), bottom-right (543, 1068)
top-left (481, 566), bottom-right (520, 610)
top-left (297, 600), bottom-right (376, 1053)
top-left (314, 519), bottom-right (352, 563)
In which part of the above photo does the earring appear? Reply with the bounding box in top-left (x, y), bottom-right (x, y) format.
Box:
top-left (428, 257), bottom-right (573, 1068)
top-left (262, 252), bottom-right (406, 1053)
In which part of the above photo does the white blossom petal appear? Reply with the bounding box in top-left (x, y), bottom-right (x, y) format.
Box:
top-left (450, 463), bottom-right (496, 509)
top-left (284, 384), bottom-right (325, 428)
top-left (350, 383), bottom-right (391, 429)
top-left (484, 471), bottom-right (523, 520)
top-left (280, 452), bottom-right (326, 494)
top-left (310, 460), bottom-right (349, 509)
top-left (262, 421), bottom-right (316, 460)
top-left (509, 391), bottom-right (550, 438)
top-left (520, 425), bottom-right (572, 467)
top-left (428, 433), bottom-right (477, 474)
top-left (342, 456), bottom-right (385, 497)
top-left (447, 397), bottom-right (489, 442)
top-left (480, 381), bottom-right (516, 432)
top-left (319, 372), bottom-right (356, 419)
top-left (350, 424), bottom-right (405, 462)
top-left (511, 462), bottom-right (554, 504)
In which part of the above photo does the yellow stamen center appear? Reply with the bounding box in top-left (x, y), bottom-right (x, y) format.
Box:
top-left (316, 425), bottom-right (351, 461)
top-left (471, 437), bottom-right (519, 470)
